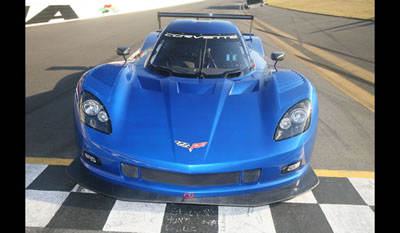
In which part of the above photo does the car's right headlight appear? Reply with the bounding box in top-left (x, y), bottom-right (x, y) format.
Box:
top-left (79, 91), bottom-right (112, 134)
top-left (274, 99), bottom-right (312, 141)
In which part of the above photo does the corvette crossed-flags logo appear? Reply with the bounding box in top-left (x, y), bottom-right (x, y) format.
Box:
top-left (174, 140), bottom-right (208, 152)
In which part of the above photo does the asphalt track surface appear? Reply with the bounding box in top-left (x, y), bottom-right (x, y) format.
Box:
top-left (26, 0), bottom-right (374, 172)
top-left (25, 0), bottom-right (374, 232)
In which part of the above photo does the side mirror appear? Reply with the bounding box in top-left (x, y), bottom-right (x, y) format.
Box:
top-left (271, 52), bottom-right (285, 61)
top-left (271, 52), bottom-right (285, 71)
top-left (116, 46), bottom-right (130, 62)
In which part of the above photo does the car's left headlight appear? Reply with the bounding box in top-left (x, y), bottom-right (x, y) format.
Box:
top-left (79, 91), bottom-right (112, 134)
top-left (274, 99), bottom-right (312, 141)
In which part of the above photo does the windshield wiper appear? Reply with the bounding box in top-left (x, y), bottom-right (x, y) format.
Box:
top-left (152, 65), bottom-right (198, 77)
top-left (195, 69), bottom-right (207, 79)
top-left (151, 65), bottom-right (173, 76)
top-left (197, 40), bottom-right (208, 79)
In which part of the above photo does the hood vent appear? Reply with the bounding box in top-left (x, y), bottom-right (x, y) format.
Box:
top-left (177, 82), bottom-right (215, 95)
top-left (136, 75), bottom-right (162, 92)
top-left (229, 79), bottom-right (259, 95)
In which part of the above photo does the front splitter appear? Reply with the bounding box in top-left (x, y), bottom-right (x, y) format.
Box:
top-left (66, 157), bottom-right (319, 207)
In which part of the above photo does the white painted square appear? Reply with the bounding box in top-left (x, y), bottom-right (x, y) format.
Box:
top-left (348, 177), bottom-right (374, 206)
top-left (218, 205), bottom-right (276, 233)
top-left (320, 204), bottom-right (374, 233)
top-left (284, 190), bottom-right (318, 204)
top-left (71, 184), bottom-right (97, 194)
top-left (25, 190), bottom-right (70, 227)
top-left (25, 163), bottom-right (47, 188)
top-left (103, 200), bottom-right (166, 233)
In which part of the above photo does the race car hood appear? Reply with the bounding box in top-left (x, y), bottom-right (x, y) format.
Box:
top-left (81, 63), bottom-right (315, 169)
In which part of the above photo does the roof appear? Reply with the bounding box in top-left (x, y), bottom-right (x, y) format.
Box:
top-left (164, 19), bottom-right (240, 35)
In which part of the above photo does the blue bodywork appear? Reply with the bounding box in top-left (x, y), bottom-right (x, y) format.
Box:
top-left (70, 18), bottom-right (319, 204)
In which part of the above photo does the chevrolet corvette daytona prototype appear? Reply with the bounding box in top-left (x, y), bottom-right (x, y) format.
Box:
top-left (67, 12), bottom-right (319, 206)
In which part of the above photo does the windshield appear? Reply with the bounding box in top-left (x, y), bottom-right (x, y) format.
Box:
top-left (147, 32), bottom-right (251, 78)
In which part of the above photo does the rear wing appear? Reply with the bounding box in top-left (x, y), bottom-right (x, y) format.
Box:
top-left (157, 12), bottom-right (254, 33)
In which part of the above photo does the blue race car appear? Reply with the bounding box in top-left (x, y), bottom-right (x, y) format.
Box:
top-left (67, 12), bottom-right (319, 206)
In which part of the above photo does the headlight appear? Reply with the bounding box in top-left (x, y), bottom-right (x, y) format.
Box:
top-left (274, 99), bottom-right (311, 141)
top-left (82, 100), bottom-right (101, 116)
top-left (79, 91), bottom-right (112, 134)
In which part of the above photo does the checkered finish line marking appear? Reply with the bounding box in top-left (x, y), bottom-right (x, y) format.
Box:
top-left (26, 162), bottom-right (374, 233)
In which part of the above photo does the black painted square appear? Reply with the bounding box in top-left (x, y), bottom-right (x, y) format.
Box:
top-left (26, 165), bottom-right (76, 191)
top-left (312, 177), bottom-right (366, 205)
top-left (46, 192), bottom-right (116, 230)
top-left (270, 203), bottom-right (333, 233)
top-left (161, 203), bottom-right (218, 233)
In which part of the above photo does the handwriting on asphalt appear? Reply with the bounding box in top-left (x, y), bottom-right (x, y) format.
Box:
top-left (162, 205), bottom-right (218, 232)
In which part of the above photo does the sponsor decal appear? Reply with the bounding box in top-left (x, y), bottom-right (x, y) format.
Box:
top-left (183, 193), bottom-right (195, 199)
top-left (26, 5), bottom-right (78, 24)
top-left (165, 32), bottom-right (238, 40)
top-left (175, 140), bottom-right (208, 152)
top-left (99, 4), bottom-right (119, 14)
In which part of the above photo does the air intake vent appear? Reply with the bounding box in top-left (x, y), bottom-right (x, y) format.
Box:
top-left (121, 163), bottom-right (139, 178)
top-left (141, 167), bottom-right (240, 186)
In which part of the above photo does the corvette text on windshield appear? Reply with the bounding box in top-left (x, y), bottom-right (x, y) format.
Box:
top-left (164, 32), bottom-right (238, 40)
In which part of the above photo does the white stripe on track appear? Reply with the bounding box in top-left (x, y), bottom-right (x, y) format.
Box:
top-left (218, 205), bottom-right (276, 233)
top-left (103, 200), bottom-right (167, 232)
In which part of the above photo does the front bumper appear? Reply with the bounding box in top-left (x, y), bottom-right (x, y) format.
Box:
top-left (66, 157), bottom-right (319, 206)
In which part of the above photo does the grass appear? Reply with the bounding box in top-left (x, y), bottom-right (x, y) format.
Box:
top-left (263, 0), bottom-right (374, 20)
